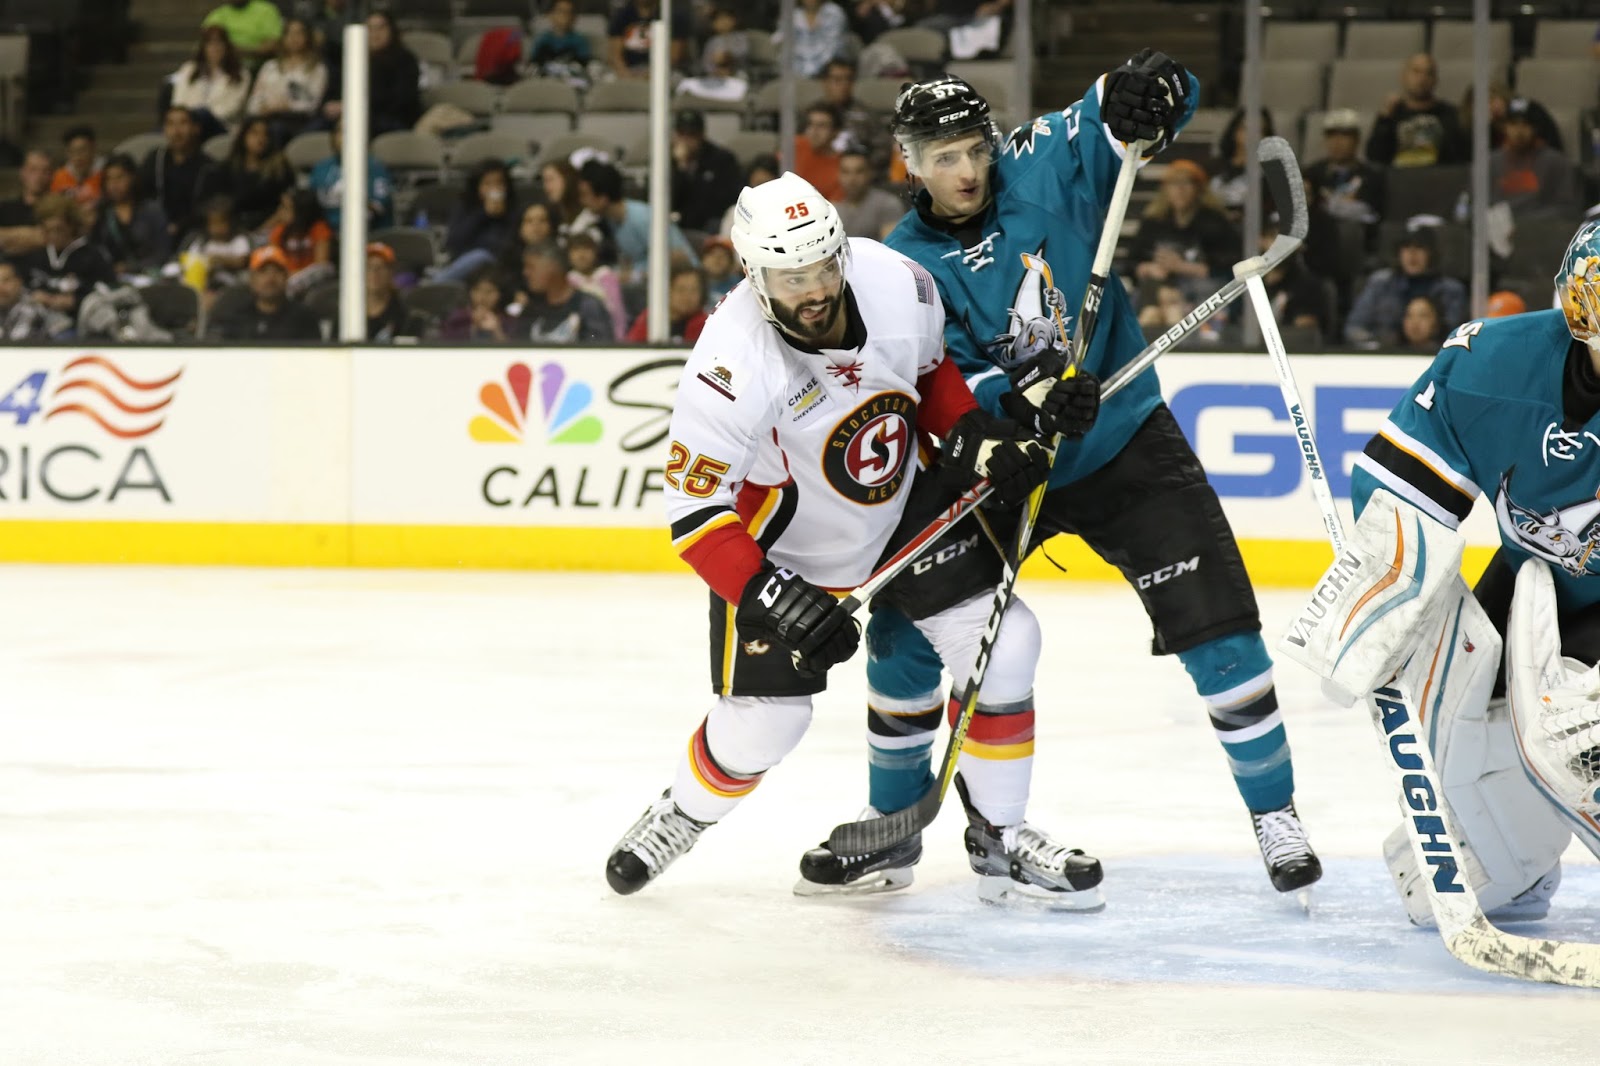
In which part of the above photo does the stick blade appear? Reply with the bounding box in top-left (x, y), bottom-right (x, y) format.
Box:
top-left (1446, 917), bottom-right (1600, 988)
top-left (1256, 135), bottom-right (1308, 241)
top-left (825, 790), bottom-right (939, 855)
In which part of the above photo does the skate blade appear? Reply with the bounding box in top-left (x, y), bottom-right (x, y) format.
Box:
top-left (976, 876), bottom-right (1106, 912)
top-left (1292, 886), bottom-right (1314, 916)
top-left (793, 867), bottom-right (915, 898)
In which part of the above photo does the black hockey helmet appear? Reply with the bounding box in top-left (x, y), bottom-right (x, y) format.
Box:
top-left (890, 75), bottom-right (1000, 175)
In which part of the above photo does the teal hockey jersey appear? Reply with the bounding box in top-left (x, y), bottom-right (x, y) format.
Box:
top-left (884, 72), bottom-right (1200, 488)
top-left (1352, 309), bottom-right (1600, 614)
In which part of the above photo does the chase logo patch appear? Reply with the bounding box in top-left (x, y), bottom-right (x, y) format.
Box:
top-left (822, 392), bottom-right (915, 505)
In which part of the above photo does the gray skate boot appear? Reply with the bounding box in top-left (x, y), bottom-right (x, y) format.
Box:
top-left (956, 774), bottom-right (1105, 911)
top-left (606, 790), bottom-right (710, 895)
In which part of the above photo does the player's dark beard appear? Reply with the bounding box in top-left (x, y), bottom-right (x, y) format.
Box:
top-left (772, 292), bottom-right (842, 342)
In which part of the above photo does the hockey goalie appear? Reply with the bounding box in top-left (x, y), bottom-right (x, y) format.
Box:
top-left (1279, 220), bottom-right (1600, 926)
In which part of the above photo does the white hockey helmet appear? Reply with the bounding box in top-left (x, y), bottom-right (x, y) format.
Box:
top-left (729, 172), bottom-right (851, 327)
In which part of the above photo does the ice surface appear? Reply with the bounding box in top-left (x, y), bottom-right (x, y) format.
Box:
top-left (1, 566), bottom-right (1596, 1065)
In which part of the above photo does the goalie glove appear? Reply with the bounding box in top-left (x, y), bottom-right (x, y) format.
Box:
top-left (1276, 489), bottom-right (1466, 706)
top-left (1103, 48), bottom-right (1189, 152)
top-left (1000, 347), bottom-right (1101, 441)
top-left (736, 562), bottom-right (860, 678)
top-left (939, 410), bottom-right (1050, 508)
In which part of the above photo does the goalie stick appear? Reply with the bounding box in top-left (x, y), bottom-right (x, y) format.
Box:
top-left (827, 135), bottom-right (1314, 859)
top-left (1249, 162), bottom-right (1600, 987)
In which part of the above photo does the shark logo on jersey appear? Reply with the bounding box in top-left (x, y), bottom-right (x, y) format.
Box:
top-left (983, 246), bottom-right (1073, 368)
top-left (1004, 117), bottom-right (1053, 159)
top-left (1494, 468), bottom-right (1600, 578)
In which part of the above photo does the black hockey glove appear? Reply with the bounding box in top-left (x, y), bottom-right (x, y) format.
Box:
top-left (1000, 349), bottom-right (1102, 442)
top-left (940, 410), bottom-right (1051, 509)
top-left (736, 562), bottom-right (860, 677)
top-left (1103, 48), bottom-right (1189, 152)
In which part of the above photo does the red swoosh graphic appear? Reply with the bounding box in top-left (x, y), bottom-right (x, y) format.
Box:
top-left (52, 379), bottom-right (175, 415)
top-left (60, 355), bottom-right (183, 391)
top-left (43, 404), bottom-right (164, 439)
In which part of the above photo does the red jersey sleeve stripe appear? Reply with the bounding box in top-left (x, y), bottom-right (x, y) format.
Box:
top-left (916, 354), bottom-right (979, 439)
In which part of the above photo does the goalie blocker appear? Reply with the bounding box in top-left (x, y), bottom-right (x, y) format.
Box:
top-left (1280, 491), bottom-right (1600, 924)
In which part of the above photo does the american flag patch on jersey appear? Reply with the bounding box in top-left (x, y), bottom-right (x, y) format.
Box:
top-left (902, 259), bottom-right (936, 305)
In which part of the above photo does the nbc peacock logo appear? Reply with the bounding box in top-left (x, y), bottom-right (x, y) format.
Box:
top-left (470, 361), bottom-right (602, 444)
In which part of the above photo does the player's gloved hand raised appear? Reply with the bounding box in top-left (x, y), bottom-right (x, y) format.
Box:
top-left (940, 410), bottom-right (1051, 508)
top-left (1001, 348), bottom-right (1102, 441)
top-left (1103, 48), bottom-right (1189, 151)
top-left (736, 562), bottom-right (860, 677)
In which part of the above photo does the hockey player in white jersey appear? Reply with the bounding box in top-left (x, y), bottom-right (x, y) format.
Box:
top-left (605, 173), bottom-right (1104, 907)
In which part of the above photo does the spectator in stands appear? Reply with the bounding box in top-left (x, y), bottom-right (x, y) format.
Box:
top-left (265, 188), bottom-right (333, 278)
top-left (1400, 295), bottom-right (1445, 352)
top-left (0, 149), bottom-right (50, 255)
top-left (171, 27), bottom-right (251, 138)
top-left (1367, 53), bottom-right (1465, 169)
top-left (719, 155), bottom-right (780, 236)
top-left (1209, 109), bottom-right (1272, 221)
top-left (321, 11), bottom-right (421, 136)
top-left (700, 235), bottom-right (741, 305)
top-left (438, 160), bottom-right (518, 284)
top-left (530, 0), bottom-right (594, 87)
top-left (502, 201), bottom-right (559, 282)
top-left (50, 126), bottom-right (103, 208)
top-left (310, 116), bottom-right (394, 231)
top-left (180, 197), bottom-right (252, 292)
top-left (142, 108), bottom-right (217, 241)
top-left (566, 229), bottom-right (627, 336)
top-left (795, 104), bottom-right (844, 202)
top-left (203, 0), bottom-right (284, 64)
top-left (296, 0), bottom-right (344, 61)
top-left (540, 159), bottom-right (585, 236)
top-left (90, 155), bottom-right (171, 278)
top-left (576, 160), bottom-right (698, 283)
top-left (0, 259), bottom-right (56, 340)
top-left (700, 7), bottom-right (749, 79)
top-left (441, 265), bottom-right (514, 341)
top-left (608, 0), bottom-right (691, 79)
top-left (1463, 81), bottom-right (1564, 154)
top-left (920, 0), bottom-right (1008, 59)
top-left (626, 262), bottom-right (709, 342)
top-left (516, 241), bottom-right (614, 343)
top-left (671, 110), bottom-right (743, 236)
top-left (1130, 159), bottom-right (1237, 300)
top-left (817, 59), bottom-right (895, 174)
top-left (779, 0), bottom-right (851, 77)
top-left (1486, 290), bottom-right (1526, 318)
top-left (1344, 227), bottom-right (1466, 348)
top-left (247, 18), bottom-right (328, 142)
top-left (1491, 98), bottom-right (1577, 219)
top-left (210, 118), bottom-right (295, 232)
top-left (1306, 109), bottom-right (1384, 230)
top-left (208, 245), bottom-right (322, 339)
top-left (850, 0), bottom-right (911, 46)
top-left (678, 28), bottom-right (749, 105)
top-left (366, 242), bottom-right (428, 340)
top-left (1256, 216), bottom-right (1329, 339)
top-left (834, 146), bottom-right (902, 238)
top-left (20, 195), bottom-right (115, 321)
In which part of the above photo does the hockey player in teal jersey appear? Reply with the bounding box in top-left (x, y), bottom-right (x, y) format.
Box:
top-left (1278, 221), bottom-right (1600, 926)
top-left (797, 54), bottom-right (1323, 901)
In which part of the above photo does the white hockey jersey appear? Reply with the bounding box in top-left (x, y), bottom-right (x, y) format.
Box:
top-left (666, 237), bottom-right (977, 602)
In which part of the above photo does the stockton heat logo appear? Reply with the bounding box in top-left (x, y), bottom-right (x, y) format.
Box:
top-left (0, 355), bottom-right (181, 504)
top-left (470, 361), bottom-right (602, 444)
top-left (822, 391), bottom-right (914, 505)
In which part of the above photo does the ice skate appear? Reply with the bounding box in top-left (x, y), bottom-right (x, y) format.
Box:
top-left (795, 807), bottom-right (921, 896)
top-left (1251, 800), bottom-right (1322, 910)
top-left (605, 791), bottom-right (710, 896)
top-left (956, 775), bottom-right (1104, 911)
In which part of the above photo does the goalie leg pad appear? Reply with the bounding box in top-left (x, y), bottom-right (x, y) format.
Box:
top-left (1278, 489), bottom-right (1467, 706)
top-left (1507, 557), bottom-right (1600, 858)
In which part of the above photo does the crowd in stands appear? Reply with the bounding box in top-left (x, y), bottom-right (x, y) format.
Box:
top-left (0, 1), bottom-right (1593, 347)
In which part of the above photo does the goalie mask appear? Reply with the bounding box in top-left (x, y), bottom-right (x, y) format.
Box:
top-left (1557, 220), bottom-right (1600, 354)
top-left (729, 172), bottom-right (851, 341)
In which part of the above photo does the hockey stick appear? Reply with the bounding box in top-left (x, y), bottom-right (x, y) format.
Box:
top-left (1251, 199), bottom-right (1600, 988)
top-left (827, 139), bottom-right (1150, 857)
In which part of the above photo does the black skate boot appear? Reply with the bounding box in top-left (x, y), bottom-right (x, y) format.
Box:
top-left (1251, 800), bottom-right (1322, 897)
top-left (794, 807), bottom-right (921, 896)
top-left (956, 775), bottom-right (1104, 911)
top-left (605, 791), bottom-right (710, 895)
